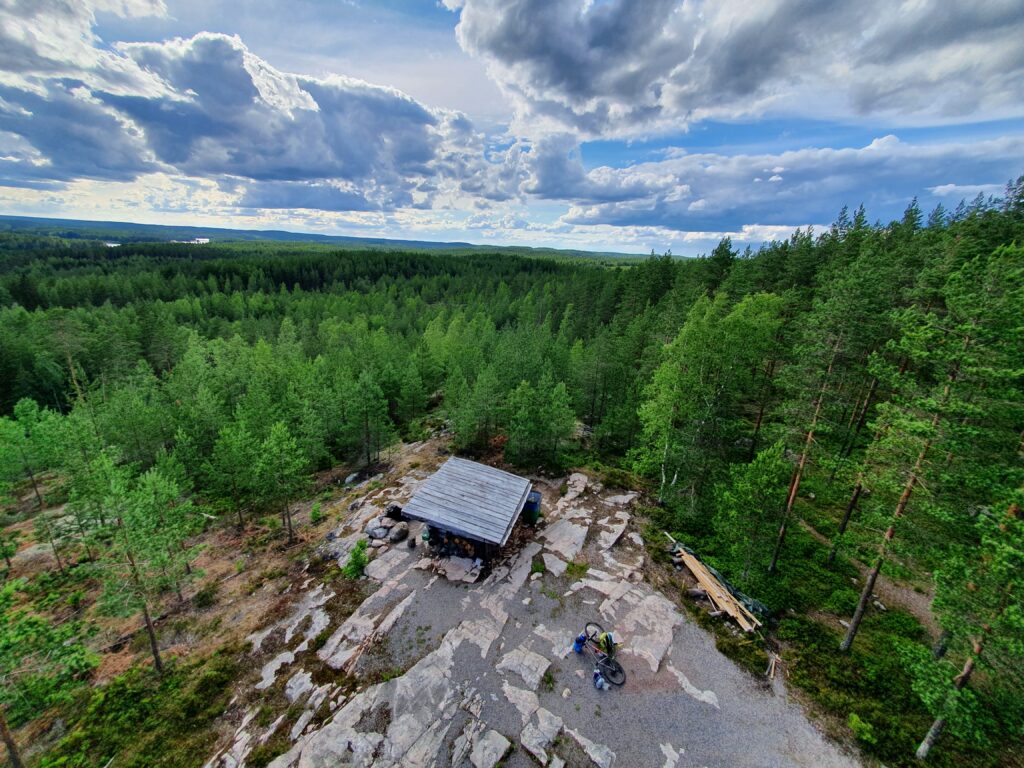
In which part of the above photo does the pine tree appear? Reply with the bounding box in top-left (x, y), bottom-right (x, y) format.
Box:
top-left (255, 421), bottom-right (307, 545)
top-left (204, 418), bottom-right (259, 529)
top-left (348, 372), bottom-right (396, 467)
top-left (98, 461), bottom-right (195, 674)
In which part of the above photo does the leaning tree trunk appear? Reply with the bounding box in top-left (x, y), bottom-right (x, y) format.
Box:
top-left (840, 407), bottom-right (940, 652)
top-left (915, 638), bottom-right (982, 760)
top-left (917, 502), bottom-right (1017, 760)
top-left (16, 446), bottom-right (44, 513)
top-left (768, 337), bottom-right (840, 573)
top-left (141, 602), bottom-right (164, 675)
top-left (841, 326), bottom-right (968, 653)
top-left (283, 503), bottom-right (295, 545)
top-left (749, 358), bottom-right (777, 460)
top-left (841, 375), bottom-right (879, 459)
top-left (827, 480), bottom-right (862, 565)
top-left (123, 541), bottom-right (164, 675)
top-left (0, 706), bottom-right (24, 768)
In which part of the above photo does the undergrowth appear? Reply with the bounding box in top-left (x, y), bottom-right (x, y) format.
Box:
top-left (37, 645), bottom-right (242, 768)
top-left (640, 502), bottom-right (1020, 768)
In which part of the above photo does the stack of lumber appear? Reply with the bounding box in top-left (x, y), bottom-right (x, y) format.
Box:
top-left (666, 534), bottom-right (762, 633)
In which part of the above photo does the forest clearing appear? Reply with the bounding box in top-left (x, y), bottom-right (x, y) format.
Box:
top-left (1, 185), bottom-right (1023, 767)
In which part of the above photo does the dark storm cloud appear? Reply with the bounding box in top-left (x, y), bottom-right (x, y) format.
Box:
top-left (0, 84), bottom-right (158, 181)
top-left (447, 0), bottom-right (1024, 135)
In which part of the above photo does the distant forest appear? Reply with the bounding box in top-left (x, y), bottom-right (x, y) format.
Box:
top-left (1, 180), bottom-right (1022, 767)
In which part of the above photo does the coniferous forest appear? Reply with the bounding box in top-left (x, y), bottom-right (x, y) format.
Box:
top-left (1, 183), bottom-right (1023, 767)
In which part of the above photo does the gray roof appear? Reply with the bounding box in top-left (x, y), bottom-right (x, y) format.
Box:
top-left (403, 457), bottom-right (532, 546)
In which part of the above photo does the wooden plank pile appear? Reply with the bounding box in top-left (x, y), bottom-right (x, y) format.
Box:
top-left (666, 533), bottom-right (762, 633)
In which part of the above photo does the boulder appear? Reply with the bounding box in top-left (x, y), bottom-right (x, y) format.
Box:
top-left (384, 502), bottom-right (404, 519)
top-left (388, 522), bottom-right (409, 543)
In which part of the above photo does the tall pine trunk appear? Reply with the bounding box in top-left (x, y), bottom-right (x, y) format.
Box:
top-left (142, 601), bottom-right (164, 675)
top-left (768, 337), bottom-right (840, 573)
top-left (841, 410), bottom-right (938, 651)
top-left (749, 359), bottom-right (777, 460)
top-left (827, 480), bottom-right (862, 565)
top-left (0, 706), bottom-right (24, 768)
top-left (915, 639), bottom-right (980, 760)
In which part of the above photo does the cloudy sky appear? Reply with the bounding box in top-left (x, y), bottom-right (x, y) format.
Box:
top-left (1, 0), bottom-right (1021, 254)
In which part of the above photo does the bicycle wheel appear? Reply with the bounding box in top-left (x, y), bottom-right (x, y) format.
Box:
top-left (584, 621), bottom-right (603, 641)
top-left (599, 657), bottom-right (626, 686)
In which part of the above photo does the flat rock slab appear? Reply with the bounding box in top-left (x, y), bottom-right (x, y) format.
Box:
top-left (471, 729), bottom-right (511, 768)
top-left (520, 707), bottom-right (563, 763)
top-left (496, 646), bottom-right (551, 690)
top-left (364, 547), bottom-right (412, 581)
top-left (441, 555), bottom-right (482, 582)
top-left (284, 670), bottom-right (314, 704)
top-left (533, 623), bottom-right (572, 659)
top-left (502, 681), bottom-right (539, 725)
top-left (558, 472), bottom-right (589, 506)
top-left (256, 651), bottom-right (294, 690)
top-left (541, 518), bottom-right (588, 561)
top-left (566, 727), bottom-right (616, 768)
top-left (617, 592), bottom-right (683, 673)
top-left (542, 553), bottom-right (568, 576)
top-left (660, 743), bottom-right (681, 768)
top-left (597, 512), bottom-right (630, 551)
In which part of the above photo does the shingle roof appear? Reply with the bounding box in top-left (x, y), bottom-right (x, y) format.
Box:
top-left (403, 457), bottom-right (532, 546)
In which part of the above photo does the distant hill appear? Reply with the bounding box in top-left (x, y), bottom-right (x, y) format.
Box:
top-left (0, 214), bottom-right (640, 260)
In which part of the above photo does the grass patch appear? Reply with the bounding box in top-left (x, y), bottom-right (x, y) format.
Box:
top-left (542, 667), bottom-right (557, 692)
top-left (564, 560), bottom-right (589, 580)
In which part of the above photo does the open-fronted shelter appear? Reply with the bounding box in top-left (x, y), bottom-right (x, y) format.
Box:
top-left (403, 457), bottom-right (534, 557)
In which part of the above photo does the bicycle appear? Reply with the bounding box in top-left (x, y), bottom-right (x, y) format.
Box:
top-left (579, 621), bottom-right (626, 686)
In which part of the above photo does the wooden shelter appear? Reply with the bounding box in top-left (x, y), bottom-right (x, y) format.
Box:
top-left (403, 457), bottom-right (532, 554)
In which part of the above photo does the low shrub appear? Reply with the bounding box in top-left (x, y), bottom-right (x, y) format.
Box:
top-left (343, 540), bottom-right (369, 580)
top-left (193, 581), bottom-right (219, 609)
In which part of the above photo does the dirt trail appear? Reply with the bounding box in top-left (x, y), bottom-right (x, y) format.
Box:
top-left (798, 520), bottom-right (939, 638)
